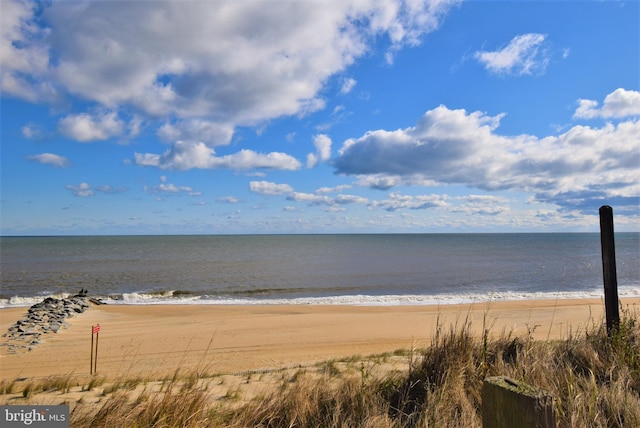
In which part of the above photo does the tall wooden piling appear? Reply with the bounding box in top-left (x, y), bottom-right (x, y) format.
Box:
top-left (599, 205), bottom-right (620, 334)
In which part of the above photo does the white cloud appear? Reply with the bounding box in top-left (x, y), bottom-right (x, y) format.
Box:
top-left (58, 111), bottom-right (124, 142)
top-left (314, 134), bottom-right (332, 161)
top-left (307, 134), bottom-right (333, 168)
top-left (65, 182), bottom-right (94, 197)
top-left (474, 33), bottom-right (549, 76)
top-left (355, 175), bottom-right (404, 190)
top-left (4, 0), bottom-right (458, 154)
top-left (21, 123), bottom-right (45, 139)
top-left (285, 132), bottom-right (297, 143)
top-left (128, 116), bottom-right (143, 138)
top-left (335, 102), bottom-right (640, 213)
top-left (157, 120), bottom-right (235, 146)
top-left (573, 88), bottom-right (640, 119)
top-left (217, 196), bottom-right (242, 204)
top-left (335, 194), bottom-right (369, 205)
top-left (28, 153), bottom-right (70, 167)
top-left (135, 141), bottom-right (301, 171)
top-left (286, 191), bottom-right (369, 208)
top-left (249, 181), bottom-right (294, 196)
top-left (316, 184), bottom-right (352, 194)
top-left (355, 174), bottom-right (439, 190)
top-left (144, 181), bottom-right (200, 196)
top-left (340, 77), bottom-right (357, 94)
top-left (219, 149), bottom-right (302, 171)
top-left (286, 192), bottom-right (334, 206)
top-left (0, 0), bottom-right (53, 102)
top-left (369, 192), bottom-right (449, 211)
top-left (65, 182), bottom-right (127, 197)
top-left (306, 153), bottom-right (319, 169)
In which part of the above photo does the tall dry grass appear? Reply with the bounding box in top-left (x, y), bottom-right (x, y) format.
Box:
top-left (66, 305), bottom-right (639, 427)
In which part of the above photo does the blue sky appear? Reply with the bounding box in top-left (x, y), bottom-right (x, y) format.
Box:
top-left (1, 0), bottom-right (639, 235)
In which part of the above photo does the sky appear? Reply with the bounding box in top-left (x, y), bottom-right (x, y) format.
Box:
top-left (1, 0), bottom-right (639, 236)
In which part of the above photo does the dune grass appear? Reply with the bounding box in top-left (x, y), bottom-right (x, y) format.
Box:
top-left (10, 304), bottom-right (640, 427)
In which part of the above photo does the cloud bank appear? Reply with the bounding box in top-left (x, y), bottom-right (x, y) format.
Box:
top-left (335, 90), bottom-right (640, 213)
top-left (3, 0), bottom-right (459, 170)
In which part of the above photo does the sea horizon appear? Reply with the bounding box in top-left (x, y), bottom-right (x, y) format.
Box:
top-left (4, 231), bottom-right (636, 237)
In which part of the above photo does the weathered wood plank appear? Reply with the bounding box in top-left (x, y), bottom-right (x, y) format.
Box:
top-left (482, 376), bottom-right (555, 428)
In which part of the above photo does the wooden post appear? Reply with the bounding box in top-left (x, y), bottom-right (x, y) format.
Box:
top-left (482, 376), bottom-right (555, 428)
top-left (94, 328), bottom-right (99, 374)
top-left (90, 326), bottom-right (95, 375)
top-left (90, 324), bottom-right (101, 375)
top-left (599, 205), bottom-right (620, 334)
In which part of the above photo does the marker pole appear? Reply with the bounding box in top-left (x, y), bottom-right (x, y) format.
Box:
top-left (90, 326), bottom-right (95, 375)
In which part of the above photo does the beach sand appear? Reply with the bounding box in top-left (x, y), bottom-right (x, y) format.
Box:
top-left (2, 298), bottom-right (638, 383)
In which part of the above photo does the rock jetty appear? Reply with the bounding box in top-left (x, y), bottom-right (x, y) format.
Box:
top-left (1, 290), bottom-right (93, 354)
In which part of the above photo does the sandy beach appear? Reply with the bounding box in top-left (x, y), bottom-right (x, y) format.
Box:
top-left (1, 298), bottom-right (638, 381)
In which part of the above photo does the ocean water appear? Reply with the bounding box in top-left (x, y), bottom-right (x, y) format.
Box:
top-left (0, 233), bottom-right (638, 307)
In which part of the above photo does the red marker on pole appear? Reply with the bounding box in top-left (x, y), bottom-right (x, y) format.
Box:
top-left (90, 324), bottom-right (101, 374)
top-left (90, 326), bottom-right (94, 375)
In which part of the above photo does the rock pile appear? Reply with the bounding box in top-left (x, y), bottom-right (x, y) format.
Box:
top-left (1, 291), bottom-right (91, 354)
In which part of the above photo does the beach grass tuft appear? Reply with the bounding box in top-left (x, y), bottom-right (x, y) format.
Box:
top-left (0, 380), bottom-right (16, 395)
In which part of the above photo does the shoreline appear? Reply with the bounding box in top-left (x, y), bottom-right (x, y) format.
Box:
top-left (1, 297), bottom-right (639, 381)
top-left (2, 286), bottom-right (639, 308)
